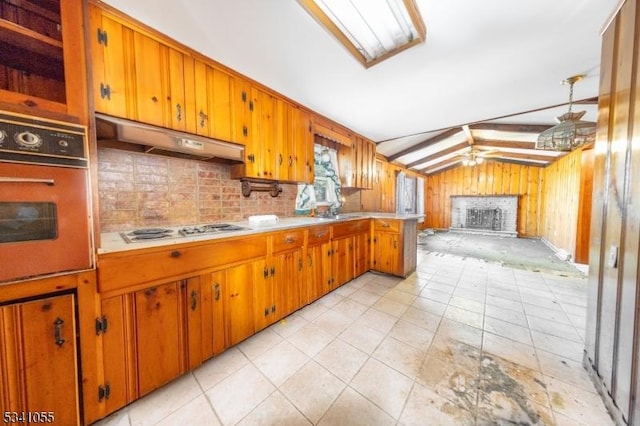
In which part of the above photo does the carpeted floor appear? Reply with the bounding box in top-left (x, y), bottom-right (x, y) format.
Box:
top-left (417, 231), bottom-right (585, 277)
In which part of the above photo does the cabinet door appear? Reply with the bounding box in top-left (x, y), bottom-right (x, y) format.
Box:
top-left (306, 242), bottom-right (331, 302)
top-left (0, 294), bottom-right (79, 426)
top-left (373, 232), bottom-right (399, 275)
top-left (248, 86), bottom-right (276, 179)
top-left (90, 6), bottom-right (130, 117)
top-left (338, 143), bottom-right (356, 188)
top-left (233, 78), bottom-right (251, 146)
top-left (332, 236), bottom-right (355, 287)
top-left (132, 31), bottom-right (167, 127)
top-left (209, 271), bottom-right (226, 356)
top-left (355, 231), bottom-right (371, 277)
top-left (253, 258), bottom-right (273, 332)
top-left (226, 262), bottom-right (256, 346)
top-left (193, 59), bottom-right (211, 136)
top-left (134, 282), bottom-right (182, 396)
top-left (185, 277), bottom-right (204, 371)
top-left (290, 105), bottom-right (314, 183)
top-left (209, 67), bottom-right (234, 142)
top-left (100, 294), bottom-right (134, 416)
top-left (167, 48), bottom-right (186, 131)
top-left (274, 249), bottom-right (303, 319)
top-left (275, 99), bottom-right (292, 182)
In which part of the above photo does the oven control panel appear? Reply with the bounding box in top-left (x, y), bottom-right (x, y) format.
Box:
top-left (0, 111), bottom-right (87, 168)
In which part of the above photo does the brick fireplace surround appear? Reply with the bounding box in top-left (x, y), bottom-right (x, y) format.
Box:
top-left (450, 195), bottom-right (518, 237)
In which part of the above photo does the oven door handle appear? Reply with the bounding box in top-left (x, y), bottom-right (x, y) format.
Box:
top-left (0, 177), bottom-right (55, 186)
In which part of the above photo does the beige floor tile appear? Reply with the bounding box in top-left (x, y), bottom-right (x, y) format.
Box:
top-left (315, 338), bottom-right (369, 382)
top-left (313, 309), bottom-right (354, 335)
top-left (524, 303), bottom-right (572, 325)
top-left (128, 373), bottom-right (202, 426)
top-left (436, 318), bottom-right (483, 348)
top-left (485, 304), bottom-right (528, 327)
top-left (385, 289), bottom-right (418, 306)
top-left (483, 316), bottom-right (533, 346)
top-left (339, 322), bottom-right (386, 354)
top-left (271, 313), bottom-right (309, 338)
top-left (399, 382), bottom-right (476, 425)
top-left (546, 376), bottom-right (614, 425)
top-left (389, 319), bottom-right (435, 352)
top-left (205, 364), bottom-right (275, 425)
top-left (362, 281), bottom-right (392, 296)
top-left (287, 322), bottom-right (335, 357)
top-left (528, 315), bottom-right (583, 343)
top-left (453, 287), bottom-right (486, 303)
top-left (348, 288), bottom-right (383, 306)
top-left (482, 332), bottom-right (539, 371)
top-left (426, 282), bottom-right (456, 295)
top-left (280, 361), bottom-right (345, 423)
top-left (318, 387), bottom-right (395, 426)
top-left (297, 301), bottom-right (329, 321)
top-left (401, 306), bottom-right (443, 332)
top-left (417, 337), bottom-right (481, 412)
top-left (536, 351), bottom-right (595, 393)
top-left (486, 287), bottom-right (521, 301)
top-left (372, 297), bottom-right (410, 317)
top-left (238, 327), bottom-right (284, 360)
top-left (334, 283), bottom-right (359, 297)
top-left (155, 394), bottom-right (220, 426)
top-left (418, 287), bottom-right (452, 304)
top-left (254, 341), bottom-right (310, 386)
top-left (350, 358), bottom-right (414, 418)
top-left (355, 307), bottom-right (399, 333)
top-left (530, 330), bottom-right (584, 362)
top-left (238, 391), bottom-right (311, 426)
top-left (444, 305), bottom-right (484, 329)
top-left (411, 296), bottom-right (447, 316)
top-left (449, 295), bottom-right (485, 314)
top-left (193, 347), bottom-right (250, 391)
top-left (486, 294), bottom-right (524, 312)
top-left (373, 336), bottom-right (426, 378)
top-left (331, 298), bottom-right (369, 319)
top-left (317, 291), bottom-right (345, 308)
top-left (394, 279), bottom-right (426, 296)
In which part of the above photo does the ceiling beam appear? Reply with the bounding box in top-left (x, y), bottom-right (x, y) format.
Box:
top-left (386, 127), bottom-right (461, 162)
top-left (473, 139), bottom-right (537, 150)
top-left (462, 125), bottom-right (474, 145)
top-left (483, 152), bottom-right (555, 162)
top-left (404, 142), bottom-right (469, 169)
top-left (469, 123), bottom-right (551, 133)
top-left (421, 158), bottom-right (461, 174)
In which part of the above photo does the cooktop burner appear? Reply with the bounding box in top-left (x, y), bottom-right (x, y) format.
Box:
top-left (120, 228), bottom-right (175, 243)
top-left (120, 224), bottom-right (247, 243)
top-left (179, 223), bottom-right (246, 236)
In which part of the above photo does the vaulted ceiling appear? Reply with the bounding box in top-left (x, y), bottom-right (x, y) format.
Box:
top-left (102, 0), bottom-right (618, 173)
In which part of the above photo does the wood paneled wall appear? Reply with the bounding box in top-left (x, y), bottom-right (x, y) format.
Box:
top-left (539, 148), bottom-right (588, 260)
top-left (586, 0), bottom-right (640, 424)
top-left (424, 162), bottom-right (542, 237)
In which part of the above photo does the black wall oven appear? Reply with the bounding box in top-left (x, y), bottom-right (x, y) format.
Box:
top-left (0, 111), bottom-right (91, 283)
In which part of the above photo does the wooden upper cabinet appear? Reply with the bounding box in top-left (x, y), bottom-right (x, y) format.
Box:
top-left (338, 142), bottom-right (356, 188)
top-left (167, 48), bottom-right (186, 131)
top-left (233, 77), bottom-right (251, 146)
top-left (209, 67), bottom-right (235, 142)
top-left (89, 4), bottom-right (130, 118)
top-left (246, 86), bottom-right (276, 179)
top-left (132, 32), bottom-right (167, 127)
top-left (289, 105), bottom-right (315, 183)
top-left (275, 98), bottom-right (292, 182)
top-left (0, 0), bottom-right (88, 117)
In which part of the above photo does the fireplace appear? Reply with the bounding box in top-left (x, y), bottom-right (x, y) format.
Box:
top-left (450, 195), bottom-right (518, 237)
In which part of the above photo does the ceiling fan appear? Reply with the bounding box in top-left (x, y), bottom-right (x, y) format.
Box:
top-left (461, 146), bottom-right (496, 166)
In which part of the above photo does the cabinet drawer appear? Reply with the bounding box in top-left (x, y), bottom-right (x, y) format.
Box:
top-left (373, 219), bottom-right (400, 233)
top-left (98, 236), bottom-right (267, 293)
top-left (272, 230), bottom-right (304, 254)
top-left (307, 226), bottom-right (330, 246)
top-left (332, 219), bottom-right (370, 239)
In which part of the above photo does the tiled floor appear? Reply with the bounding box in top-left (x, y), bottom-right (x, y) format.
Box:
top-left (94, 251), bottom-right (614, 426)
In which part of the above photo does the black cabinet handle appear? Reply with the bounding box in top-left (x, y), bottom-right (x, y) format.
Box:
top-left (191, 290), bottom-right (198, 311)
top-left (170, 251), bottom-right (181, 258)
top-left (54, 317), bottom-right (65, 347)
top-left (214, 283), bottom-right (221, 301)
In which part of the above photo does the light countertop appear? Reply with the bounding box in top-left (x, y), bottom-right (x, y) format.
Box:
top-left (98, 212), bottom-right (423, 254)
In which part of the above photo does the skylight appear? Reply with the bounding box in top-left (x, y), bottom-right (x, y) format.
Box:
top-left (298, 0), bottom-right (426, 68)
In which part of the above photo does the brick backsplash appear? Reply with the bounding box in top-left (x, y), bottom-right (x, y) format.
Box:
top-left (97, 148), bottom-right (298, 232)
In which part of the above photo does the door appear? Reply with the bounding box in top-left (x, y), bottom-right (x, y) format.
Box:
top-left (0, 294), bottom-right (80, 426)
top-left (89, 5), bottom-right (130, 117)
top-left (373, 232), bottom-right (399, 275)
top-left (225, 261), bottom-right (256, 346)
top-left (134, 282), bottom-right (182, 396)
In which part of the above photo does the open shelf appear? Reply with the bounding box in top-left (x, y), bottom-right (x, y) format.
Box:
top-left (0, 17), bottom-right (63, 59)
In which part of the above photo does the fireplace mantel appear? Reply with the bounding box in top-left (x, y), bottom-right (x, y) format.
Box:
top-left (450, 195), bottom-right (518, 237)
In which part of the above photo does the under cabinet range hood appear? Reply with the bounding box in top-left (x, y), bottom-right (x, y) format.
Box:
top-left (95, 114), bottom-right (244, 162)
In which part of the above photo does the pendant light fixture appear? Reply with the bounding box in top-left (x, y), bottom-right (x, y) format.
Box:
top-left (536, 75), bottom-right (597, 151)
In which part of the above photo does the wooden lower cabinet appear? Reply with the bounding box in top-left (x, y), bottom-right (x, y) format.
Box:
top-left (100, 277), bottom-right (206, 415)
top-left (0, 293), bottom-right (80, 426)
top-left (332, 236), bottom-right (355, 287)
top-left (225, 261), bottom-right (257, 346)
top-left (372, 218), bottom-right (418, 277)
top-left (305, 239), bottom-right (332, 302)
